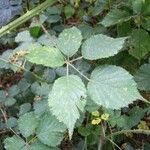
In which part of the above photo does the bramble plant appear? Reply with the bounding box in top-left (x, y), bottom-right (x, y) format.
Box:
top-left (0, 0), bottom-right (150, 150)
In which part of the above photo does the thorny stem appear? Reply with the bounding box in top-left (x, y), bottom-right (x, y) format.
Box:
top-left (41, 25), bottom-right (88, 81)
top-left (0, 0), bottom-right (55, 37)
top-left (0, 58), bottom-right (44, 82)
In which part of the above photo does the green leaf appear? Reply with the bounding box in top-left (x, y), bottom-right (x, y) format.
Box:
top-left (19, 103), bottom-right (31, 116)
top-left (7, 117), bottom-right (18, 128)
top-left (36, 113), bottom-right (66, 147)
top-left (108, 110), bottom-right (126, 128)
top-left (48, 75), bottom-right (87, 138)
top-left (0, 50), bottom-right (13, 69)
top-left (64, 5), bottom-right (75, 19)
top-left (85, 97), bottom-right (99, 113)
top-left (0, 90), bottom-right (6, 103)
top-left (142, 0), bottom-right (150, 16)
top-left (129, 29), bottom-right (150, 59)
top-left (87, 65), bottom-right (141, 109)
top-left (117, 21), bottom-right (132, 37)
top-left (8, 85), bottom-right (20, 97)
top-left (82, 34), bottom-right (126, 60)
top-left (30, 26), bottom-right (42, 38)
top-left (78, 124), bottom-right (92, 137)
top-left (132, 0), bottom-right (144, 14)
top-left (101, 9), bottom-right (132, 27)
top-left (134, 64), bottom-right (150, 91)
top-left (34, 100), bottom-right (49, 117)
top-left (38, 34), bottom-right (57, 47)
top-left (78, 24), bottom-right (93, 39)
top-left (4, 136), bottom-right (59, 150)
top-left (90, 0), bottom-right (109, 16)
top-left (4, 136), bottom-right (25, 150)
top-left (46, 6), bottom-right (61, 15)
top-left (24, 141), bottom-right (59, 150)
top-left (4, 98), bottom-right (16, 106)
top-left (34, 83), bottom-right (52, 96)
top-left (26, 46), bottom-right (65, 68)
top-left (142, 18), bottom-right (150, 31)
top-left (15, 31), bottom-right (34, 43)
top-left (57, 27), bottom-right (83, 57)
top-left (47, 15), bottom-right (61, 23)
top-left (18, 79), bottom-right (30, 92)
top-left (18, 112), bottom-right (39, 138)
top-left (124, 106), bottom-right (147, 129)
top-left (43, 69), bottom-right (56, 83)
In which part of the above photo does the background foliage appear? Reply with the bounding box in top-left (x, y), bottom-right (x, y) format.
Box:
top-left (0, 0), bottom-right (150, 150)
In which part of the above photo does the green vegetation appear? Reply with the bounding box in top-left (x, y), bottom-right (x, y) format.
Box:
top-left (0, 0), bottom-right (150, 149)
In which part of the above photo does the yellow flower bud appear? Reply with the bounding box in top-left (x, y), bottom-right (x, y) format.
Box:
top-left (91, 118), bottom-right (101, 125)
top-left (138, 121), bottom-right (149, 130)
top-left (101, 113), bottom-right (110, 121)
top-left (91, 111), bottom-right (99, 117)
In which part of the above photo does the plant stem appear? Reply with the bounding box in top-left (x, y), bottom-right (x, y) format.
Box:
top-left (66, 57), bottom-right (69, 77)
top-left (107, 129), bottom-right (150, 137)
top-left (0, 107), bottom-right (20, 139)
top-left (68, 62), bottom-right (91, 81)
top-left (98, 122), bottom-right (106, 150)
top-left (106, 137), bottom-right (122, 150)
top-left (0, 58), bottom-right (44, 82)
top-left (141, 98), bottom-right (150, 104)
top-left (69, 56), bottom-right (83, 63)
top-left (0, 0), bottom-right (55, 37)
top-left (107, 122), bottom-right (115, 150)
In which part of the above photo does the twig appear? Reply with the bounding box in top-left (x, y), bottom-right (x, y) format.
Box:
top-left (107, 129), bottom-right (150, 137)
top-left (106, 137), bottom-right (122, 150)
top-left (141, 98), bottom-right (150, 105)
top-left (0, 57), bottom-right (44, 82)
top-left (0, 130), bottom-right (11, 135)
top-left (41, 24), bottom-right (50, 37)
top-left (68, 62), bottom-right (91, 81)
top-left (107, 122), bottom-right (115, 150)
top-left (66, 57), bottom-right (69, 77)
top-left (0, 107), bottom-right (20, 138)
top-left (69, 56), bottom-right (83, 63)
top-left (98, 122), bottom-right (106, 150)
